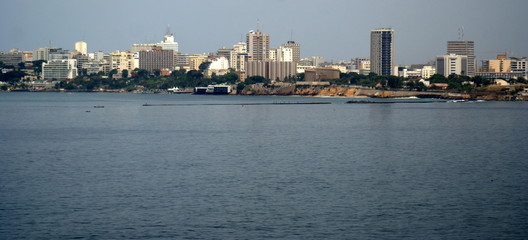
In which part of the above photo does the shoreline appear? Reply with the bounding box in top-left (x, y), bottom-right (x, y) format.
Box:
top-left (2, 85), bottom-right (527, 101)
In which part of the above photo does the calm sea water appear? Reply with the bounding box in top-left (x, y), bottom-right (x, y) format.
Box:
top-left (1, 92), bottom-right (527, 239)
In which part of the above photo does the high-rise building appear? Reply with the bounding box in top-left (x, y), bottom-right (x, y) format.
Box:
top-left (281, 41), bottom-right (301, 63)
top-left (42, 59), bottom-right (78, 80)
top-left (447, 41), bottom-right (475, 76)
top-left (436, 54), bottom-right (468, 77)
top-left (276, 46), bottom-right (293, 62)
top-left (75, 41), bottom-right (87, 55)
top-left (370, 28), bottom-right (394, 76)
top-left (138, 48), bottom-right (175, 72)
top-left (246, 30), bottom-right (270, 61)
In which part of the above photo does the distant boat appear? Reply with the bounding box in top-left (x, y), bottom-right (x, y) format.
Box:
top-left (94, 105), bottom-right (104, 108)
top-left (167, 87), bottom-right (179, 93)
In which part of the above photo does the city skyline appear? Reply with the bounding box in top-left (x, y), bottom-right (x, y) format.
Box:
top-left (1, 0), bottom-right (527, 65)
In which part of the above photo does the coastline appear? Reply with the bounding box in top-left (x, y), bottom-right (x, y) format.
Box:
top-left (2, 84), bottom-right (527, 101)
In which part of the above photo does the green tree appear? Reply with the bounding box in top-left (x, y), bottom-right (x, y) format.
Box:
top-left (428, 74), bottom-right (447, 83)
top-left (0, 70), bottom-right (26, 84)
top-left (108, 69), bottom-right (118, 78)
top-left (198, 62), bottom-right (211, 72)
top-left (221, 72), bottom-right (239, 84)
top-left (135, 69), bottom-right (150, 79)
top-left (245, 76), bottom-right (269, 85)
top-left (121, 69), bottom-right (129, 78)
top-left (32, 60), bottom-right (47, 74)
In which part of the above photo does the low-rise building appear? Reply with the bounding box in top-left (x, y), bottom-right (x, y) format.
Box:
top-left (246, 61), bottom-right (297, 82)
top-left (304, 67), bottom-right (340, 82)
top-left (0, 49), bottom-right (24, 66)
top-left (482, 55), bottom-right (511, 73)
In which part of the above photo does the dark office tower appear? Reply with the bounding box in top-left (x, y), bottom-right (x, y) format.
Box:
top-left (370, 28), bottom-right (394, 76)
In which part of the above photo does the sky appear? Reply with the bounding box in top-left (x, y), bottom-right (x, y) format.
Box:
top-left (1, 0), bottom-right (527, 65)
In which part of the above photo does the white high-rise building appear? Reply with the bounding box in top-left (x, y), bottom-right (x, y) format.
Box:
top-left (131, 27), bottom-right (179, 52)
top-left (281, 41), bottom-right (301, 63)
top-left (436, 54), bottom-right (468, 77)
top-left (75, 41), bottom-right (87, 55)
top-left (209, 57), bottom-right (230, 70)
top-left (42, 59), bottom-right (78, 80)
top-left (370, 28), bottom-right (394, 75)
top-left (276, 46), bottom-right (293, 62)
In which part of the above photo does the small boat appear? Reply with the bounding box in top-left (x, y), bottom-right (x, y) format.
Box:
top-left (94, 105), bottom-right (105, 108)
top-left (167, 87), bottom-right (180, 93)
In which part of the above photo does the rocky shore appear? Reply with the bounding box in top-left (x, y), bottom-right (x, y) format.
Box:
top-left (238, 84), bottom-right (528, 101)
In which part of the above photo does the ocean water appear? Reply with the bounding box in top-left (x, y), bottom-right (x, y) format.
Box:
top-left (1, 92), bottom-right (527, 239)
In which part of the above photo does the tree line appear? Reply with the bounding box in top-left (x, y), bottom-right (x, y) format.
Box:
top-left (2, 60), bottom-right (526, 92)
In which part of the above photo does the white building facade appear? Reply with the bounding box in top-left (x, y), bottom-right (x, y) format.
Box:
top-left (42, 59), bottom-right (78, 80)
top-left (436, 54), bottom-right (468, 77)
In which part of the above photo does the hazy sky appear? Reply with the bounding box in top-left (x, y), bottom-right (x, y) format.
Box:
top-left (2, 0), bottom-right (527, 65)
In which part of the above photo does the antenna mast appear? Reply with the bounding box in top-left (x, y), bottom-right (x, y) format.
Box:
top-left (458, 26), bottom-right (465, 40)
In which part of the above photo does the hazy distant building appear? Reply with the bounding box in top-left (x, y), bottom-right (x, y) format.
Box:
top-left (0, 49), bottom-right (24, 66)
top-left (447, 41), bottom-right (475, 76)
top-left (233, 42), bottom-right (247, 54)
top-left (73, 54), bottom-right (90, 70)
top-left (32, 47), bottom-right (71, 61)
top-left (370, 28), bottom-right (394, 75)
top-left (75, 41), bottom-right (87, 55)
top-left (246, 30), bottom-right (270, 61)
top-left (42, 59), bottom-right (78, 80)
top-left (216, 46), bottom-right (232, 60)
top-left (436, 54), bottom-right (468, 77)
top-left (139, 48), bottom-right (175, 72)
top-left (281, 41), bottom-right (301, 63)
top-left (300, 56), bottom-right (325, 67)
top-left (304, 68), bottom-right (340, 82)
top-left (354, 58), bottom-right (371, 74)
top-left (89, 51), bottom-right (105, 61)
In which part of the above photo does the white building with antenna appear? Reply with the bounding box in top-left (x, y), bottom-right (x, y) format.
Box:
top-left (131, 27), bottom-right (179, 52)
